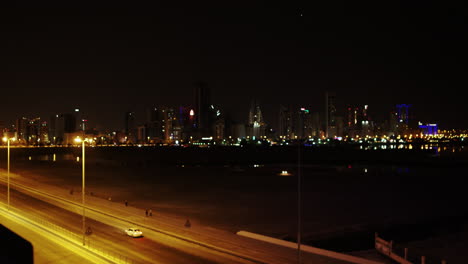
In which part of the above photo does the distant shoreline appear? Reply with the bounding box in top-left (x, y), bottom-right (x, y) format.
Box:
top-left (3, 144), bottom-right (467, 168)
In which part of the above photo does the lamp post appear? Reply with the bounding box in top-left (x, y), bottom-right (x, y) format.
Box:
top-left (74, 136), bottom-right (86, 246)
top-left (3, 137), bottom-right (15, 210)
top-left (297, 139), bottom-right (302, 264)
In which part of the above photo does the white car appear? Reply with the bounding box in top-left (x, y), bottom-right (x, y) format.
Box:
top-left (125, 228), bottom-right (143, 238)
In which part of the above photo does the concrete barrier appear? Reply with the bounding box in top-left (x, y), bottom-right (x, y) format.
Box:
top-left (375, 233), bottom-right (413, 264)
top-left (237, 230), bottom-right (384, 264)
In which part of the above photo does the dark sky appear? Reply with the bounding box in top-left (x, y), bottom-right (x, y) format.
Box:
top-left (1, 2), bottom-right (466, 131)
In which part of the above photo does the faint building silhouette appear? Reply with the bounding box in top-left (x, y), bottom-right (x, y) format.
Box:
top-left (279, 105), bottom-right (294, 139)
top-left (124, 111), bottom-right (136, 143)
top-left (325, 91), bottom-right (337, 138)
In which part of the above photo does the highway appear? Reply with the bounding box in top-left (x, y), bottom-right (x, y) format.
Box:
top-left (0, 211), bottom-right (95, 264)
top-left (0, 181), bottom-right (253, 264)
top-left (0, 171), bottom-right (372, 264)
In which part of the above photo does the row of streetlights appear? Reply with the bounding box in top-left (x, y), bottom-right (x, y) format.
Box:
top-left (2, 136), bottom-right (89, 246)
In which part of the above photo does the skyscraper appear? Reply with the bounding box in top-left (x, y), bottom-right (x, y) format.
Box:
top-left (74, 108), bottom-right (85, 131)
top-left (194, 81), bottom-right (211, 130)
top-left (396, 104), bottom-right (411, 124)
top-left (247, 99), bottom-right (266, 139)
top-left (15, 117), bottom-right (28, 144)
top-left (346, 105), bottom-right (359, 137)
top-left (193, 81), bottom-right (217, 139)
top-left (161, 107), bottom-right (176, 143)
top-left (325, 91), bottom-right (337, 138)
top-left (395, 104), bottom-right (412, 135)
top-left (49, 115), bottom-right (57, 144)
top-left (178, 106), bottom-right (195, 142)
top-left (279, 105), bottom-right (293, 139)
top-left (28, 118), bottom-right (38, 144)
top-left (144, 106), bottom-right (163, 142)
top-left (360, 105), bottom-right (371, 137)
top-left (296, 107), bottom-right (313, 139)
top-left (125, 111), bottom-right (136, 143)
top-left (311, 111), bottom-right (321, 137)
top-left (39, 121), bottom-right (49, 144)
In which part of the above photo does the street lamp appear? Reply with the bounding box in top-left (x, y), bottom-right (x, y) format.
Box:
top-left (3, 137), bottom-right (16, 210)
top-left (297, 139), bottom-right (302, 264)
top-left (74, 136), bottom-right (87, 246)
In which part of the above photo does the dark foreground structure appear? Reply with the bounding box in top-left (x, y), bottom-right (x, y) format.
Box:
top-left (0, 224), bottom-right (33, 264)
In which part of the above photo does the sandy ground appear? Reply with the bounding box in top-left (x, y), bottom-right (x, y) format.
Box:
top-left (3, 147), bottom-right (468, 263)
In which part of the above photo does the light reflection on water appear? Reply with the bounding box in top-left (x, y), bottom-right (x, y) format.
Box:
top-left (361, 144), bottom-right (465, 154)
top-left (23, 145), bottom-right (468, 174)
top-left (30, 153), bottom-right (76, 161)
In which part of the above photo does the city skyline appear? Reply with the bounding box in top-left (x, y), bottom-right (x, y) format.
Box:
top-left (3, 92), bottom-right (462, 147)
top-left (1, 3), bottom-right (468, 263)
top-left (1, 3), bottom-right (466, 130)
top-left (0, 93), bottom-right (449, 135)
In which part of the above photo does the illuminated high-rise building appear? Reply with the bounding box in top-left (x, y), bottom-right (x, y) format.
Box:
top-left (395, 104), bottom-right (412, 135)
top-left (362, 105), bottom-right (369, 122)
top-left (15, 117), bottom-right (28, 143)
top-left (296, 107), bottom-right (313, 139)
top-left (247, 99), bottom-right (266, 139)
top-left (177, 106), bottom-right (195, 142)
top-left (160, 107), bottom-right (178, 143)
top-left (210, 105), bottom-right (225, 141)
top-left (279, 105), bottom-right (293, 139)
top-left (25, 117), bottom-right (42, 145)
top-left (144, 106), bottom-right (163, 142)
top-left (418, 122), bottom-right (438, 135)
top-left (39, 121), bottom-right (49, 144)
top-left (325, 91), bottom-right (337, 138)
top-left (193, 81), bottom-right (218, 139)
top-left (346, 105), bottom-right (358, 129)
top-left (360, 105), bottom-right (372, 137)
top-left (125, 111), bottom-right (136, 143)
top-left (48, 115), bottom-right (57, 144)
top-left (74, 108), bottom-right (86, 131)
top-left (177, 106), bottom-right (195, 129)
top-left (396, 104), bottom-right (411, 124)
top-left (48, 113), bottom-right (76, 145)
top-left (345, 104), bottom-right (372, 137)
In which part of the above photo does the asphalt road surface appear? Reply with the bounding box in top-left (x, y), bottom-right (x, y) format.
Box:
top-left (0, 183), bottom-right (251, 264)
top-left (0, 171), bottom-right (380, 264)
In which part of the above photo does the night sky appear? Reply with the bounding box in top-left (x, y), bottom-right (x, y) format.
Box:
top-left (1, 2), bottom-right (466, 131)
